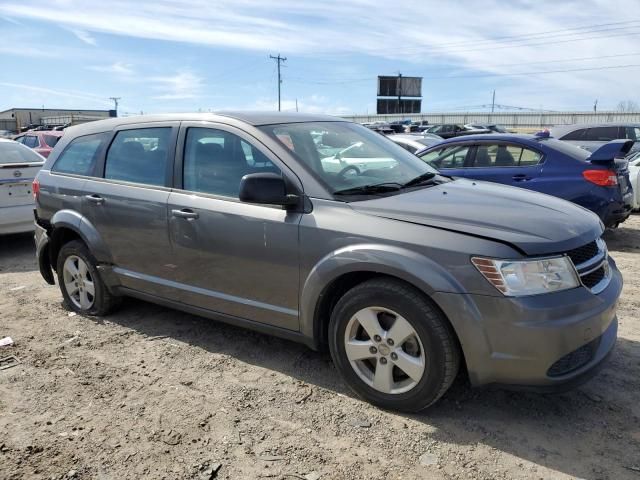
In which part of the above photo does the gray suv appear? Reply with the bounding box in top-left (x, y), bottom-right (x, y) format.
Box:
top-left (33, 113), bottom-right (622, 412)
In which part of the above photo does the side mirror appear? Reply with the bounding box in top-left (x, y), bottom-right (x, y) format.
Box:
top-left (239, 172), bottom-right (298, 206)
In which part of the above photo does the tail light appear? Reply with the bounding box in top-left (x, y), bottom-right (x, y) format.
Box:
top-left (32, 177), bottom-right (40, 201)
top-left (583, 169), bottom-right (618, 186)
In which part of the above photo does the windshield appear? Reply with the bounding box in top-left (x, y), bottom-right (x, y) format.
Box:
top-left (259, 122), bottom-right (439, 195)
top-left (0, 141), bottom-right (44, 164)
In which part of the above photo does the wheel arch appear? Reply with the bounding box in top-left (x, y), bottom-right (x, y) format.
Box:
top-left (300, 244), bottom-right (466, 351)
top-left (49, 209), bottom-right (112, 270)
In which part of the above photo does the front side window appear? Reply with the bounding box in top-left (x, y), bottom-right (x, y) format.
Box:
top-left (52, 133), bottom-right (108, 175)
top-left (419, 146), bottom-right (469, 169)
top-left (259, 122), bottom-right (438, 196)
top-left (625, 127), bottom-right (640, 141)
top-left (105, 127), bottom-right (171, 186)
top-left (183, 128), bottom-right (280, 198)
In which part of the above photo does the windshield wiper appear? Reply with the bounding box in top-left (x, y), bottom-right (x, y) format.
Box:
top-left (402, 172), bottom-right (438, 188)
top-left (333, 182), bottom-right (403, 196)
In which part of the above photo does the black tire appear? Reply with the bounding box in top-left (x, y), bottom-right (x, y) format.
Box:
top-left (56, 240), bottom-right (120, 316)
top-left (328, 278), bottom-right (460, 412)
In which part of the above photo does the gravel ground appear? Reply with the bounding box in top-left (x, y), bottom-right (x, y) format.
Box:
top-left (0, 215), bottom-right (639, 480)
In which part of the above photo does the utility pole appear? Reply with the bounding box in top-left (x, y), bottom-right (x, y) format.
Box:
top-left (397, 72), bottom-right (402, 115)
top-left (269, 54), bottom-right (287, 111)
top-left (491, 90), bottom-right (496, 113)
top-left (109, 97), bottom-right (121, 116)
top-left (295, 98), bottom-right (298, 112)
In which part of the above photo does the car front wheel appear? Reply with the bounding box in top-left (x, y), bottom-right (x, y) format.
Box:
top-left (328, 278), bottom-right (460, 412)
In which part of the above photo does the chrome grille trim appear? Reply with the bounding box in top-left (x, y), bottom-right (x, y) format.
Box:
top-left (568, 238), bottom-right (611, 294)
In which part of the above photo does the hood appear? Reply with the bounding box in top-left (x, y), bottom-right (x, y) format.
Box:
top-left (351, 179), bottom-right (603, 256)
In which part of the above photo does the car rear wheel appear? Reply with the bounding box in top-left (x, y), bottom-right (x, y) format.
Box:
top-left (56, 240), bottom-right (120, 316)
top-left (328, 278), bottom-right (460, 412)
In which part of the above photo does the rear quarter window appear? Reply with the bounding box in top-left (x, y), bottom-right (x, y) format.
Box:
top-left (51, 133), bottom-right (108, 176)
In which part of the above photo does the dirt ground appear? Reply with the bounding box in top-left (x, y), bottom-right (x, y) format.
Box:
top-left (1, 216), bottom-right (639, 480)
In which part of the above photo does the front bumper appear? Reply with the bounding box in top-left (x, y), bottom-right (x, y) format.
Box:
top-left (433, 256), bottom-right (622, 390)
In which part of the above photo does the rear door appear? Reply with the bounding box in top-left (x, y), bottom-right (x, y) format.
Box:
top-left (465, 142), bottom-right (544, 187)
top-left (83, 123), bottom-right (178, 295)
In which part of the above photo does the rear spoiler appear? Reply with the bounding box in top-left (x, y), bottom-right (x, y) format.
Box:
top-left (588, 139), bottom-right (634, 163)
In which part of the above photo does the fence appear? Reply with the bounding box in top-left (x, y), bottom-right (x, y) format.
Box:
top-left (342, 111), bottom-right (640, 129)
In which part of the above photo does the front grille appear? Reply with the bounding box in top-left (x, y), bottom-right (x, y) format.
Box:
top-left (581, 266), bottom-right (606, 289)
top-left (561, 239), bottom-right (610, 293)
top-left (547, 336), bottom-right (601, 377)
top-left (566, 241), bottom-right (599, 266)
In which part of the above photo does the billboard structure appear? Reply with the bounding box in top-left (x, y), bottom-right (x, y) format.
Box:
top-left (376, 75), bottom-right (422, 114)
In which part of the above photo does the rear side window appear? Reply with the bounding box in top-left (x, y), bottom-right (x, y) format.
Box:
top-left (583, 127), bottom-right (620, 141)
top-left (561, 129), bottom-right (586, 141)
top-left (473, 144), bottom-right (542, 167)
top-left (52, 133), bottom-right (108, 176)
top-left (23, 135), bottom-right (39, 148)
top-left (44, 135), bottom-right (60, 148)
top-left (105, 128), bottom-right (171, 187)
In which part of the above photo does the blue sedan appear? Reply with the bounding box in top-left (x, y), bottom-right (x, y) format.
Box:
top-left (416, 132), bottom-right (634, 228)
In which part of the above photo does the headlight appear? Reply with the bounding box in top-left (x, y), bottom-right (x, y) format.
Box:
top-left (472, 256), bottom-right (580, 296)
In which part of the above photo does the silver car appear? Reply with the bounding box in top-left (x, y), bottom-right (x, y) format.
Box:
top-left (0, 139), bottom-right (44, 234)
top-left (33, 113), bottom-right (621, 412)
top-left (551, 123), bottom-right (640, 154)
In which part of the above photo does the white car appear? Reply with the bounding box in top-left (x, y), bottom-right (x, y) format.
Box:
top-left (629, 152), bottom-right (640, 210)
top-left (0, 139), bottom-right (45, 234)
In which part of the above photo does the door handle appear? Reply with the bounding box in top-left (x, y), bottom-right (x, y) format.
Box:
top-left (512, 174), bottom-right (531, 182)
top-left (85, 194), bottom-right (104, 205)
top-left (171, 208), bottom-right (199, 219)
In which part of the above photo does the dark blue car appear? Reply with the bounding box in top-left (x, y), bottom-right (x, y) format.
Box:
top-left (416, 132), bottom-right (634, 228)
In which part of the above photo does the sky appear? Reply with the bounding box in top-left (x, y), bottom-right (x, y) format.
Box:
top-left (1, 0), bottom-right (640, 116)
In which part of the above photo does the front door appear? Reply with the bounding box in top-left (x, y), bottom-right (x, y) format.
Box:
top-left (82, 123), bottom-right (178, 295)
top-left (167, 123), bottom-right (301, 330)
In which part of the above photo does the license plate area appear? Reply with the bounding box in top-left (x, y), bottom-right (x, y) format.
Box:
top-left (4, 182), bottom-right (31, 198)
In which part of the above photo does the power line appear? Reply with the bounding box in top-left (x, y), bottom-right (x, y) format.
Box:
top-left (288, 62), bottom-right (640, 86)
top-left (422, 20), bottom-right (640, 50)
top-left (269, 54), bottom-right (287, 111)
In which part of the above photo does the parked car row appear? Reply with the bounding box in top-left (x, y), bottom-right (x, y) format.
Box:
top-left (13, 130), bottom-right (64, 158)
top-left (10, 112), bottom-right (621, 413)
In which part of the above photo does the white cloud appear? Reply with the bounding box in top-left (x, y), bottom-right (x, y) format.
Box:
top-left (66, 27), bottom-right (97, 46)
top-left (87, 62), bottom-right (134, 75)
top-left (2, 0), bottom-right (640, 109)
top-left (150, 71), bottom-right (204, 100)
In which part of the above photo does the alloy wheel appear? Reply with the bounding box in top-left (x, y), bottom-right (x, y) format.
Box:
top-left (344, 306), bottom-right (426, 394)
top-left (62, 255), bottom-right (95, 310)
